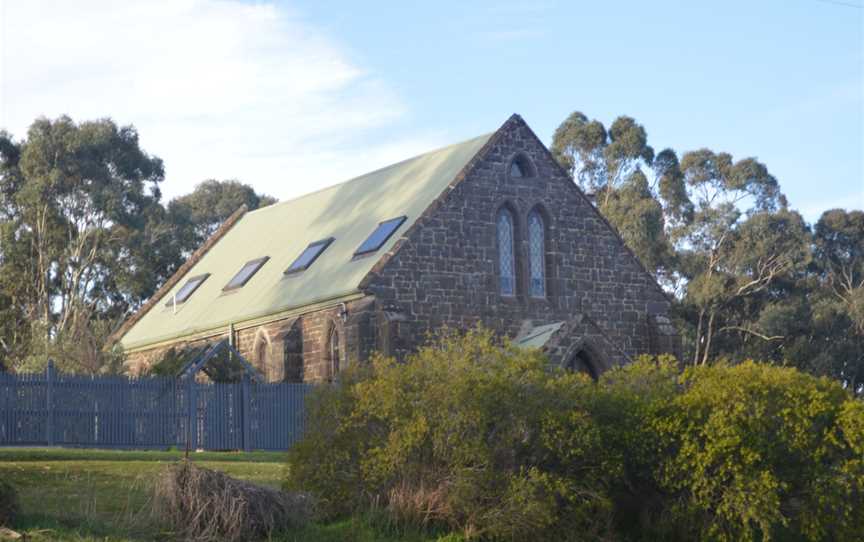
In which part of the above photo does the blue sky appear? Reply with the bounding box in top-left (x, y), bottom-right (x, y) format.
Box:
top-left (295, 0), bottom-right (863, 221)
top-left (1, 0), bottom-right (861, 222)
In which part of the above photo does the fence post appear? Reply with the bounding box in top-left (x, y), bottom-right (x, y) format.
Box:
top-left (241, 374), bottom-right (251, 452)
top-left (187, 376), bottom-right (197, 452)
top-left (46, 360), bottom-right (55, 446)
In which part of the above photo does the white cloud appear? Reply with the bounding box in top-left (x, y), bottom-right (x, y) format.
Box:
top-left (0, 0), bottom-right (445, 201)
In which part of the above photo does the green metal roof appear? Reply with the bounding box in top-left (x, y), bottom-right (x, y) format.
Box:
top-left (513, 322), bottom-right (565, 350)
top-left (120, 133), bottom-right (493, 351)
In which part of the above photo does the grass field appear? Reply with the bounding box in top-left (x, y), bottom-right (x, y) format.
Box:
top-left (0, 448), bottom-right (453, 541)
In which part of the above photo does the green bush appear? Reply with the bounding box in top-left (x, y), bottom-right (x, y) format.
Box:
top-left (653, 362), bottom-right (864, 541)
top-left (286, 327), bottom-right (864, 541)
top-left (285, 327), bottom-right (615, 540)
top-left (0, 479), bottom-right (19, 527)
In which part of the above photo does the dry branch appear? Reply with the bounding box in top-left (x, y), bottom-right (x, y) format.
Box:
top-left (151, 461), bottom-right (312, 542)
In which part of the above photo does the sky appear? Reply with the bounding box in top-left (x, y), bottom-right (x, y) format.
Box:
top-left (0, 0), bottom-right (861, 223)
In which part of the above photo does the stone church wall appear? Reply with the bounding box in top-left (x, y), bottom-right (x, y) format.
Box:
top-left (123, 296), bottom-right (377, 383)
top-left (363, 116), bottom-right (677, 366)
top-left (122, 116), bottom-right (679, 381)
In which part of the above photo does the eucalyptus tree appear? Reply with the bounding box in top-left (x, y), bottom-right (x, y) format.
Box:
top-left (550, 111), bottom-right (825, 368)
top-left (167, 179), bottom-right (276, 255)
top-left (0, 116), bottom-right (166, 371)
top-left (671, 149), bottom-right (805, 364)
top-left (809, 209), bottom-right (864, 393)
top-left (551, 112), bottom-right (687, 279)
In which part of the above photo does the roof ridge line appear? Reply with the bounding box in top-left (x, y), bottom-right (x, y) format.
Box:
top-left (515, 115), bottom-right (672, 303)
top-left (358, 114), bottom-right (521, 290)
top-left (245, 132), bottom-right (495, 217)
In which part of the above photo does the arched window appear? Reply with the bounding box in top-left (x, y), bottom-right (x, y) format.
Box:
top-left (528, 209), bottom-right (546, 298)
top-left (508, 154), bottom-right (535, 179)
top-left (283, 325), bottom-right (303, 383)
top-left (497, 208), bottom-right (516, 296)
top-left (327, 326), bottom-right (341, 381)
top-left (254, 337), bottom-right (270, 380)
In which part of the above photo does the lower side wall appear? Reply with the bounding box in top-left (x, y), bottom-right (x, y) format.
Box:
top-left (122, 296), bottom-right (679, 383)
top-left (123, 296), bottom-right (378, 383)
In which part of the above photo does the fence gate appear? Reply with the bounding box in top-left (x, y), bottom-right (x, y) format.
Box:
top-left (182, 339), bottom-right (259, 451)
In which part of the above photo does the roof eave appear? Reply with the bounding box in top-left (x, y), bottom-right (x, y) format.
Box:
top-left (120, 289), bottom-right (369, 353)
top-left (106, 204), bottom-right (250, 350)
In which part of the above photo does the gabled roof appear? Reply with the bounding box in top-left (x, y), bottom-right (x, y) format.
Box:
top-left (118, 132), bottom-right (493, 351)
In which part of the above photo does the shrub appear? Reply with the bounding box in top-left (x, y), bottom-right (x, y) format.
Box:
top-left (589, 358), bottom-right (864, 541)
top-left (653, 361), bottom-right (864, 541)
top-left (286, 326), bottom-right (864, 541)
top-left (0, 480), bottom-right (18, 527)
top-left (285, 327), bottom-right (615, 540)
top-left (586, 355), bottom-right (684, 538)
top-left (152, 460), bottom-right (312, 541)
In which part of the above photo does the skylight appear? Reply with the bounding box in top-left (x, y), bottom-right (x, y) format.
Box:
top-left (354, 216), bottom-right (407, 256)
top-left (223, 257), bottom-right (269, 291)
top-left (165, 274), bottom-right (210, 306)
top-left (285, 238), bottom-right (334, 274)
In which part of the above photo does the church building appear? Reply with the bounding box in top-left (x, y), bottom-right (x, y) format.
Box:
top-left (110, 115), bottom-right (678, 381)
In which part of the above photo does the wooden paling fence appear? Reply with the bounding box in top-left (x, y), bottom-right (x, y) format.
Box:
top-left (0, 362), bottom-right (311, 451)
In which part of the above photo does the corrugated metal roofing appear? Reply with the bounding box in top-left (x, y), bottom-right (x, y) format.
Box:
top-left (120, 133), bottom-right (493, 351)
top-left (513, 322), bottom-right (565, 350)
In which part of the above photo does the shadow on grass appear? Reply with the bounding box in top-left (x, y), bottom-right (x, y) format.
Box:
top-left (13, 512), bottom-right (462, 542)
top-left (12, 512), bottom-right (165, 542)
top-left (271, 515), bottom-right (464, 542)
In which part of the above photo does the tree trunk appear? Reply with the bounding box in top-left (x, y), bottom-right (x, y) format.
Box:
top-left (693, 308), bottom-right (705, 366)
top-left (700, 311), bottom-right (716, 365)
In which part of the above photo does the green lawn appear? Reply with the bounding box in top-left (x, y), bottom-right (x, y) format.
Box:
top-left (0, 448), bottom-right (453, 541)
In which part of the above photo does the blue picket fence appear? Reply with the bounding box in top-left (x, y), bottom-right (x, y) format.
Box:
top-left (0, 363), bottom-right (311, 451)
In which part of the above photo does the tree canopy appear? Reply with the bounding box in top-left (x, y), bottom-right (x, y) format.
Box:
top-left (0, 117), bottom-right (274, 372)
top-left (168, 179), bottom-right (276, 254)
top-left (552, 111), bottom-right (862, 393)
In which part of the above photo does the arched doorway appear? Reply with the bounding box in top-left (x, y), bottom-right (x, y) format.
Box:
top-left (565, 349), bottom-right (598, 381)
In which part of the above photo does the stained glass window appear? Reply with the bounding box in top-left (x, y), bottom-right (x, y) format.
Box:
top-left (528, 210), bottom-right (546, 297)
top-left (497, 208), bottom-right (516, 296)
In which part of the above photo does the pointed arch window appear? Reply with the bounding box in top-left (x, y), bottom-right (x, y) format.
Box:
top-left (508, 154), bottom-right (535, 179)
top-left (283, 325), bottom-right (303, 383)
top-left (497, 208), bottom-right (516, 296)
top-left (528, 209), bottom-right (546, 297)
